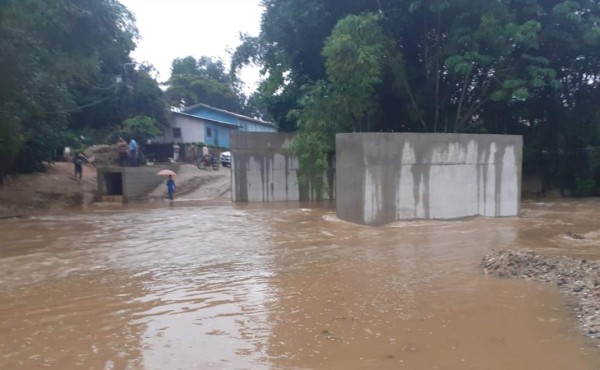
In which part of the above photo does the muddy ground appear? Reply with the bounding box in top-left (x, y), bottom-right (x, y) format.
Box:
top-left (0, 161), bottom-right (231, 218)
top-left (482, 249), bottom-right (600, 345)
top-left (0, 162), bottom-right (98, 217)
top-left (145, 162), bottom-right (231, 202)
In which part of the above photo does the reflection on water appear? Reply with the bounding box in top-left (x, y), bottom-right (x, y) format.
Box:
top-left (1, 199), bottom-right (600, 369)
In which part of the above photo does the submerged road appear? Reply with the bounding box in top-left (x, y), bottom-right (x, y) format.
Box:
top-left (1, 200), bottom-right (600, 369)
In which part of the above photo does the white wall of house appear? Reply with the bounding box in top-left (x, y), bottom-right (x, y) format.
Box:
top-left (154, 115), bottom-right (205, 144)
top-left (154, 110), bottom-right (276, 146)
top-left (177, 116), bottom-right (206, 143)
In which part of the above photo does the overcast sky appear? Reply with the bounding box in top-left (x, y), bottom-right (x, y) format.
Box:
top-left (118, 0), bottom-right (264, 90)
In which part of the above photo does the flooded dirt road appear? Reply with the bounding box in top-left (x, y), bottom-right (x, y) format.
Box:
top-left (2, 199), bottom-right (600, 369)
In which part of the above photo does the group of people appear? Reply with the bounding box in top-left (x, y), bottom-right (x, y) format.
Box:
top-left (71, 137), bottom-right (137, 183)
top-left (71, 138), bottom-right (177, 201)
top-left (117, 137), bottom-right (138, 166)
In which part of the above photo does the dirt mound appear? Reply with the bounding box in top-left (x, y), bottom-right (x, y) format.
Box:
top-left (0, 162), bottom-right (97, 217)
top-left (482, 249), bottom-right (600, 344)
top-left (0, 161), bottom-right (231, 217)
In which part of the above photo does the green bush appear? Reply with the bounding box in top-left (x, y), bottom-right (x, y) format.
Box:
top-left (572, 177), bottom-right (595, 197)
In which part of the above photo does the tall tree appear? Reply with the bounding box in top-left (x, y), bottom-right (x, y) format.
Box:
top-left (165, 56), bottom-right (244, 113)
top-left (0, 0), bottom-right (144, 175)
top-left (232, 0), bottom-right (380, 130)
top-left (70, 62), bottom-right (170, 142)
top-left (236, 0), bottom-right (600, 132)
top-left (235, 0), bottom-right (600, 194)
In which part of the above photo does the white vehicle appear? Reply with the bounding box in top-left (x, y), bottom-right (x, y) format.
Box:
top-left (220, 151), bottom-right (231, 167)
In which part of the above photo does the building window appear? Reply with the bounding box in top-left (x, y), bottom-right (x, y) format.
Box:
top-left (173, 127), bottom-right (182, 138)
top-left (206, 127), bottom-right (212, 138)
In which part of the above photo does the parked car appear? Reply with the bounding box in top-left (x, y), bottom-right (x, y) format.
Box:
top-left (220, 151), bottom-right (231, 167)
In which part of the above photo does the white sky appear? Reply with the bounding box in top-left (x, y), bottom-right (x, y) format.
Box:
top-left (118, 0), bottom-right (264, 92)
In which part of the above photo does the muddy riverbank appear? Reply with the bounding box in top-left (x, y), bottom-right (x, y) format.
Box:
top-left (482, 249), bottom-right (600, 345)
top-left (0, 162), bottom-right (98, 217)
top-left (0, 162), bottom-right (231, 217)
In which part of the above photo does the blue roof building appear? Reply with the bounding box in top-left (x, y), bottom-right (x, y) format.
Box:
top-left (154, 103), bottom-right (277, 148)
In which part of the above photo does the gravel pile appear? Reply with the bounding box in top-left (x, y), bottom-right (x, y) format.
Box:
top-left (482, 249), bottom-right (600, 344)
top-left (83, 144), bottom-right (118, 166)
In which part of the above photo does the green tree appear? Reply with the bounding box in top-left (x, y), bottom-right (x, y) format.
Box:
top-left (120, 116), bottom-right (162, 145)
top-left (235, 0), bottom-right (600, 194)
top-left (0, 0), bottom-right (143, 176)
top-left (290, 81), bottom-right (336, 199)
top-left (321, 13), bottom-right (391, 132)
top-left (237, 0), bottom-right (600, 133)
top-left (122, 64), bottom-right (170, 130)
top-left (232, 0), bottom-right (383, 130)
top-left (165, 56), bottom-right (244, 113)
top-left (290, 13), bottom-right (392, 198)
top-left (69, 62), bottom-right (170, 144)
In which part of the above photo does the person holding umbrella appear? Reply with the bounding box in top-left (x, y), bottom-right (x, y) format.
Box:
top-left (156, 169), bottom-right (177, 200)
top-left (166, 175), bottom-right (176, 200)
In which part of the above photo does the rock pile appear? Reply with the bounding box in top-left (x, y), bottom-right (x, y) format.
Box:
top-left (83, 144), bottom-right (118, 166)
top-left (482, 249), bottom-right (600, 344)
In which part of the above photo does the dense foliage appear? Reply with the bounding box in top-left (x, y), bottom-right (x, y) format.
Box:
top-left (233, 0), bottom-right (600, 197)
top-left (0, 0), bottom-right (169, 178)
top-left (165, 56), bottom-right (246, 114)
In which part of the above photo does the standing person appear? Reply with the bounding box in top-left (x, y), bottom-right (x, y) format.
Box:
top-left (128, 138), bottom-right (138, 166)
top-left (73, 153), bottom-right (86, 182)
top-left (166, 175), bottom-right (176, 200)
top-left (201, 145), bottom-right (210, 166)
top-left (117, 137), bottom-right (128, 166)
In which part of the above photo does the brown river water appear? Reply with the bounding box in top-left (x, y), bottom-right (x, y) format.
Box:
top-left (2, 199), bottom-right (600, 369)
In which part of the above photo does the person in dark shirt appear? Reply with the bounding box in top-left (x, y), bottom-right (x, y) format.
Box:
top-left (73, 153), bottom-right (86, 182)
top-left (117, 137), bottom-right (128, 166)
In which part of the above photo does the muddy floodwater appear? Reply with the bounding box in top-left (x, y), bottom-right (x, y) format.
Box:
top-left (2, 199), bottom-right (600, 369)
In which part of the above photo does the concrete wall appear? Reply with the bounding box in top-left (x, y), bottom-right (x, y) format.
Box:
top-left (230, 132), bottom-right (300, 202)
top-left (336, 133), bottom-right (522, 225)
top-left (97, 165), bottom-right (178, 201)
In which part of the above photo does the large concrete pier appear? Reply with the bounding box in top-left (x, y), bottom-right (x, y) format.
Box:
top-left (230, 132), bottom-right (300, 202)
top-left (336, 133), bottom-right (522, 225)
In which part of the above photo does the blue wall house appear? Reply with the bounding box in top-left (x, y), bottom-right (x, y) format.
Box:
top-left (153, 103), bottom-right (277, 149)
